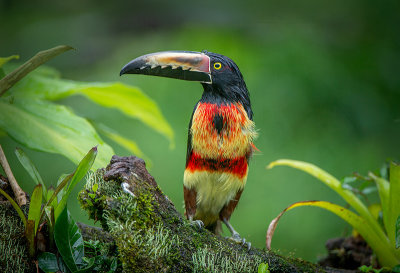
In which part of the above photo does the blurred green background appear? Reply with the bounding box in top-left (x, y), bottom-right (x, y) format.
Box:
top-left (1, 0), bottom-right (399, 262)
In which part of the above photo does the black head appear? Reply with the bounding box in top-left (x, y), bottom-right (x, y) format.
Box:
top-left (120, 50), bottom-right (252, 119)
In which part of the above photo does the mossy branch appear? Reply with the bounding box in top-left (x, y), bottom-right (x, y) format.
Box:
top-left (77, 155), bottom-right (350, 273)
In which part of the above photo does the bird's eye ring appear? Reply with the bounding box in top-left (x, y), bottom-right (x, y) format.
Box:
top-left (213, 62), bottom-right (222, 70)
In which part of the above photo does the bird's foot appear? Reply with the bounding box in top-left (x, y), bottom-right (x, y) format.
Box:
top-left (228, 232), bottom-right (251, 251)
top-left (189, 219), bottom-right (204, 230)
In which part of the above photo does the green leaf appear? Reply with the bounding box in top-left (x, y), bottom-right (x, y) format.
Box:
top-left (0, 55), bottom-right (19, 68)
top-left (258, 262), bottom-right (269, 273)
top-left (267, 160), bottom-right (384, 244)
top-left (39, 173), bottom-right (73, 224)
top-left (92, 183), bottom-right (98, 193)
top-left (15, 147), bottom-right (47, 196)
top-left (389, 162), bottom-right (400, 246)
top-left (55, 147), bottom-right (97, 219)
top-left (396, 216), bottom-right (400, 249)
top-left (57, 173), bottom-right (70, 203)
top-left (46, 186), bottom-right (58, 208)
top-left (266, 200), bottom-right (399, 267)
top-left (55, 208), bottom-right (84, 272)
top-left (75, 257), bottom-right (96, 272)
top-left (28, 184), bottom-right (43, 234)
top-left (94, 122), bottom-right (150, 164)
top-left (10, 75), bottom-right (174, 146)
top-left (369, 172), bottom-right (390, 236)
top-left (0, 187), bottom-right (26, 228)
top-left (0, 45), bottom-right (72, 96)
top-left (0, 97), bottom-right (112, 169)
top-left (38, 252), bottom-right (61, 272)
top-left (38, 251), bottom-right (70, 273)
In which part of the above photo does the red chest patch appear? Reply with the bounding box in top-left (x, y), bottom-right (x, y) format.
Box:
top-left (186, 152), bottom-right (248, 178)
top-left (189, 102), bottom-right (256, 159)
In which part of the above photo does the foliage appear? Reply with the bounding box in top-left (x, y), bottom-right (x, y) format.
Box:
top-left (258, 262), bottom-right (270, 273)
top-left (358, 265), bottom-right (385, 273)
top-left (39, 208), bottom-right (101, 273)
top-left (0, 46), bottom-right (173, 169)
top-left (0, 147), bottom-right (97, 258)
top-left (83, 240), bottom-right (118, 272)
top-left (266, 159), bottom-right (400, 268)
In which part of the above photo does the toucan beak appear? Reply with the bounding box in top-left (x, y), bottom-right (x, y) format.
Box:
top-left (120, 51), bottom-right (212, 83)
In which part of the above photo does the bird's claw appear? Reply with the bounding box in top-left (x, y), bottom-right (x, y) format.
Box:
top-left (189, 219), bottom-right (204, 230)
top-left (228, 233), bottom-right (251, 251)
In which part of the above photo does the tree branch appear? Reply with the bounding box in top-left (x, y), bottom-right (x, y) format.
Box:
top-left (77, 155), bottom-right (352, 273)
top-left (0, 145), bottom-right (26, 206)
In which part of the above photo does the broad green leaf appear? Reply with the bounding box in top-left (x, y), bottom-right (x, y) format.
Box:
top-left (94, 122), bottom-right (151, 164)
top-left (0, 187), bottom-right (26, 227)
top-left (266, 200), bottom-right (398, 267)
top-left (38, 252), bottom-right (62, 272)
top-left (389, 163), bottom-right (400, 246)
top-left (267, 160), bottom-right (383, 240)
top-left (9, 75), bottom-right (174, 146)
top-left (15, 147), bottom-right (47, 196)
top-left (0, 98), bottom-right (113, 169)
top-left (55, 208), bottom-right (84, 272)
top-left (369, 172), bottom-right (390, 236)
top-left (55, 147), bottom-right (97, 219)
top-left (0, 55), bottom-right (19, 68)
top-left (28, 184), bottom-right (43, 234)
top-left (0, 45), bottom-right (72, 96)
top-left (396, 216), bottom-right (400, 249)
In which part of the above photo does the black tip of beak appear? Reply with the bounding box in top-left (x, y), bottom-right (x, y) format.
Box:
top-left (120, 58), bottom-right (146, 76)
top-left (119, 68), bottom-right (126, 76)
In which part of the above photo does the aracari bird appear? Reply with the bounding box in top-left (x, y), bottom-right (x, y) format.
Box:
top-left (120, 51), bottom-right (257, 246)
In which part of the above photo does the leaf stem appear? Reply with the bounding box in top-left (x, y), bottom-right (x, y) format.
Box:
top-left (0, 144), bottom-right (26, 206)
top-left (0, 45), bottom-right (73, 96)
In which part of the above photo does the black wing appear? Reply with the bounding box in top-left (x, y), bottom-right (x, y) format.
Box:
top-left (185, 102), bottom-right (199, 167)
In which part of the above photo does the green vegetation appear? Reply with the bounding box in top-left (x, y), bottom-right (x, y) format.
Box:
top-left (267, 159), bottom-right (400, 268)
top-left (258, 263), bottom-right (270, 273)
top-left (0, 46), bottom-right (173, 169)
top-left (0, 147), bottom-right (97, 258)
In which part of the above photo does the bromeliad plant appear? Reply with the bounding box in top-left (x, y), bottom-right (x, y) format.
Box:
top-left (0, 146), bottom-right (97, 257)
top-left (266, 159), bottom-right (400, 268)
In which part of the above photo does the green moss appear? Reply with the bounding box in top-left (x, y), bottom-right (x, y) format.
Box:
top-left (79, 169), bottom-right (170, 272)
top-left (0, 205), bottom-right (34, 273)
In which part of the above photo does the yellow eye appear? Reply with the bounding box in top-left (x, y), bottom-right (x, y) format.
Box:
top-left (213, 62), bottom-right (222, 70)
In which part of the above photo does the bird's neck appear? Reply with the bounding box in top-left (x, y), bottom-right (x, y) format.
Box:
top-left (200, 83), bottom-right (253, 120)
